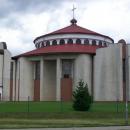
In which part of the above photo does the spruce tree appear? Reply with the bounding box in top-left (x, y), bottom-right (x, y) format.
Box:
top-left (73, 80), bottom-right (93, 111)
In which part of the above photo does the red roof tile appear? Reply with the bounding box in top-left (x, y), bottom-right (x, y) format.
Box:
top-left (13, 44), bottom-right (104, 58)
top-left (34, 24), bottom-right (114, 43)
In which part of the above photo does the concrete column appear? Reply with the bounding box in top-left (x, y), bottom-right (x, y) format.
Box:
top-left (56, 58), bottom-right (61, 101)
top-left (40, 57), bottom-right (44, 101)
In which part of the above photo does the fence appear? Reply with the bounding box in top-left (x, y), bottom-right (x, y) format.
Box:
top-left (0, 96), bottom-right (130, 125)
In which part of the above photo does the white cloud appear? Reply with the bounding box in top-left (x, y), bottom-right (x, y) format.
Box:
top-left (79, 0), bottom-right (130, 42)
top-left (0, 0), bottom-right (130, 56)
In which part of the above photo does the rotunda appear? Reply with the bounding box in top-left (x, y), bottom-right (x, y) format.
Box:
top-left (12, 18), bottom-right (117, 102)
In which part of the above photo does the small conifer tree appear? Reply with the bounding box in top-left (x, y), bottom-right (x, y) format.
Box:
top-left (73, 80), bottom-right (93, 111)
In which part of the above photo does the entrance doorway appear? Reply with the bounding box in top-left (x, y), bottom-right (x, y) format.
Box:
top-left (61, 59), bottom-right (73, 101)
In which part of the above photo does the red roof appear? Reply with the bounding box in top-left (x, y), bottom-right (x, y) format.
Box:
top-left (13, 44), bottom-right (104, 58)
top-left (34, 23), bottom-right (114, 43)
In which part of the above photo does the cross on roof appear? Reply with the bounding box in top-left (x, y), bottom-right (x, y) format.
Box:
top-left (72, 5), bottom-right (76, 19)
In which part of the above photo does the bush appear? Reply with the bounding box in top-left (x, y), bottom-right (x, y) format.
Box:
top-left (73, 80), bottom-right (93, 111)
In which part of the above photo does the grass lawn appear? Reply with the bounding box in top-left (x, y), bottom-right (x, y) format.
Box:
top-left (0, 101), bottom-right (128, 112)
top-left (0, 101), bottom-right (129, 128)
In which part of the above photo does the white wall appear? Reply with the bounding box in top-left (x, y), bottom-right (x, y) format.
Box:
top-left (94, 44), bottom-right (123, 101)
top-left (17, 57), bottom-right (34, 101)
top-left (0, 54), bottom-right (3, 87)
top-left (127, 45), bottom-right (130, 101)
top-left (3, 50), bottom-right (11, 101)
top-left (74, 54), bottom-right (92, 94)
top-left (35, 33), bottom-right (113, 44)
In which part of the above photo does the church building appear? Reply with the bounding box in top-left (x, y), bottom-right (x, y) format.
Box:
top-left (0, 18), bottom-right (130, 101)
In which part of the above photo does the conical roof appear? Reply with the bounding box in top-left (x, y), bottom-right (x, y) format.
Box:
top-left (34, 19), bottom-right (114, 43)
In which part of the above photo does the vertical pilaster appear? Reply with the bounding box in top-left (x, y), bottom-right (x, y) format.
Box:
top-left (40, 57), bottom-right (44, 101)
top-left (56, 58), bottom-right (61, 101)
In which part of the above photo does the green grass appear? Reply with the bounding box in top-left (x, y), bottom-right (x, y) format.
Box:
top-left (0, 101), bottom-right (73, 112)
top-left (0, 101), bottom-right (128, 113)
top-left (91, 102), bottom-right (126, 112)
top-left (0, 101), bottom-right (129, 128)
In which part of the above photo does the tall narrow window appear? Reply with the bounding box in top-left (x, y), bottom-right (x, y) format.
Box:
top-left (35, 61), bottom-right (40, 80)
top-left (10, 62), bottom-right (13, 80)
top-left (62, 60), bottom-right (73, 78)
top-left (76, 39), bottom-right (81, 44)
top-left (67, 39), bottom-right (73, 44)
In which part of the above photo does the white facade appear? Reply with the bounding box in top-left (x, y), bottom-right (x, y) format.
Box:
top-left (0, 42), bottom-right (11, 101)
top-left (1, 41), bottom-right (130, 102)
top-left (2, 50), bottom-right (11, 101)
top-left (94, 44), bottom-right (123, 101)
top-left (7, 43), bottom-right (127, 102)
top-left (74, 54), bottom-right (92, 94)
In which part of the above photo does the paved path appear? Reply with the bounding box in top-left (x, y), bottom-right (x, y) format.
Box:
top-left (2, 126), bottom-right (130, 130)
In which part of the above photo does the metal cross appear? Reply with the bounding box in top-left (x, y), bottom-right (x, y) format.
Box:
top-left (72, 5), bottom-right (76, 19)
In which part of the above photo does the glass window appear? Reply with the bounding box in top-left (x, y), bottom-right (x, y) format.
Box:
top-left (67, 39), bottom-right (73, 44)
top-left (52, 40), bottom-right (57, 45)
top-left (62, 60), bottom-right (73, 78)
top-left (42, 42), bottom-right (44, 47)
top-left (99, 41), bottom-right (102, 46)
top-left (37, 43), bottom-right (40, 48)
top-left (46, 41), bottom-right (50, 46)
top-left (92, 40), bottom-right (96, 45)
top-left (35, 61), bottom-right (40, 80)
top-left (10, 62), bottom-right (13, 80)
top-left (59, 39), bottom-right (65, 45)
top-left (104, 42), bottom-right (107, 46)
top-left (76, 39), bottom-right (81, 44)
top-left (84, 39), bottom-right (89, 45)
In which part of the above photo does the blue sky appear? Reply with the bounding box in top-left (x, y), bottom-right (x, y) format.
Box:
top-left (0, 0), bottom-right (130, 55)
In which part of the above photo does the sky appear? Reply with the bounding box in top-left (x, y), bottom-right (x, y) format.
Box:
top-left (0, 0), bottom-right (130, 56)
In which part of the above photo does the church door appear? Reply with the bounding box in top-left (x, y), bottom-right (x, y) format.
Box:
top-left (61, 59), bottom-right (73, 101)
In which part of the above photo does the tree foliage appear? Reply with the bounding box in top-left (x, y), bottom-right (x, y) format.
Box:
top-left (73, 80), bottom-right (93, 111)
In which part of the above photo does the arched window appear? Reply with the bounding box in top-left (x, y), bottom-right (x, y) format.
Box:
top-left (92, 40), bottom-right (96, 45)
top-left (104, 42), bottom-right (107, 46)
top-left (99, 41), bottom-right (102, 46)
top-left (41, 42), bottom-right (44, 47)
top-left (37, 43), bottom-right (40, 48)
top-left (59, 39), bottom-right (65, 45)
top-left (39, 42), bottom-right (42, 48)
top-left (46, 41), bottom-right (50, 46)
top-left (52, 40), bottom-right (57, 45)
top-left (84, 39), bottom-right (89, 45)
top-left (76, 39), bottom-right (81, 44)
top-left (67, 39), bottom-right (73, 44)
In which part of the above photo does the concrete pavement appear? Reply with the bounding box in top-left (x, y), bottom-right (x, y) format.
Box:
top-left (2, 126), bottom-right (130, 130)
